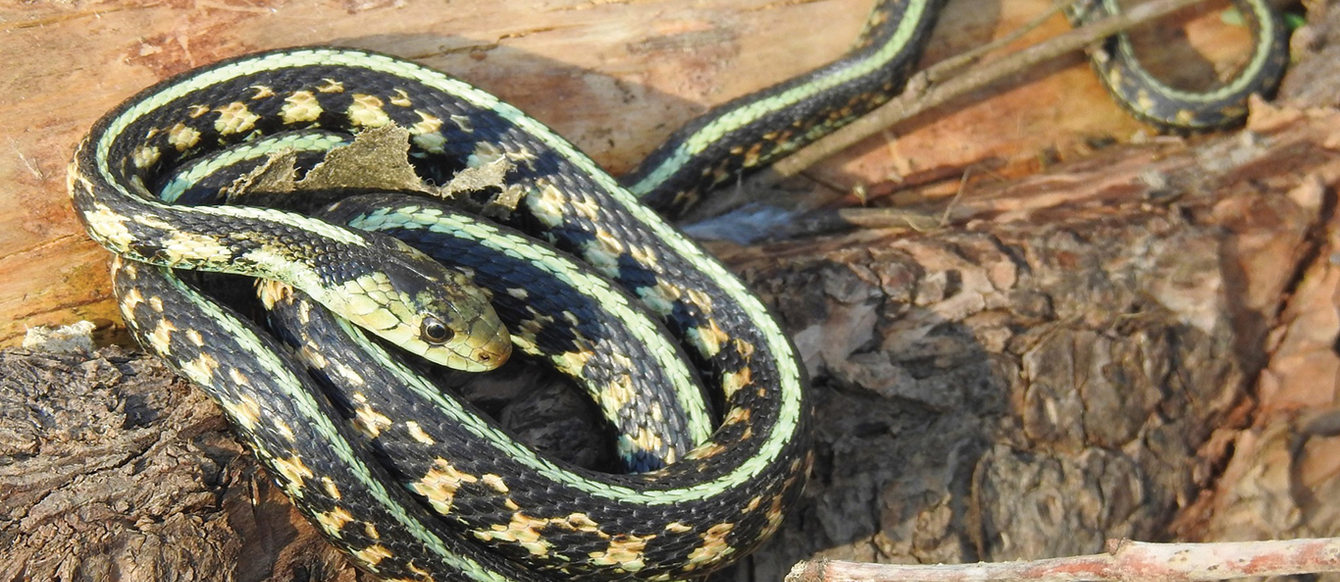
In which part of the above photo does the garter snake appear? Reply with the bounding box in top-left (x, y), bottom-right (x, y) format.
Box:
top-left (1067, 0), bottom-right (1289, 131)
top-left (68, 0), bottom-right (1288, 580)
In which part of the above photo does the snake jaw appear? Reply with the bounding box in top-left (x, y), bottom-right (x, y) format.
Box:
top-left (325, 234), bottom-right (510, 372)
top-left (419, 305), bottom-right (510, 372)
top-left (465, 309), bottom-right (512, 370)
top-left (395, 298), bottom-right (510, 372)
top-left (397, 300), bottom-right (510, 372)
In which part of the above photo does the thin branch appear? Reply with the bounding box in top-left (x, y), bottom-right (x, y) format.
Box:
top-left (765, 0), bottom-right (1211, 179)
top-left (927, 1), bottom-right (1071, 79)
top-left (785, 538), bottom-right (1340, 582)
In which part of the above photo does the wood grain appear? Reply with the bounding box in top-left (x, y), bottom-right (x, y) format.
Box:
top-left (0, 0), bottom-right (1254, 346)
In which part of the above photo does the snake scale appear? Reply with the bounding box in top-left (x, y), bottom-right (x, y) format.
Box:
top-left (67, 0), bottom-right (1287, 580)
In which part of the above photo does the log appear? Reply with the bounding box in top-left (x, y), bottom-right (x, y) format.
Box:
top-left (4, 0), bottom-right (1340, 581)
top-left (0, 0), bottom-right (1253, 345)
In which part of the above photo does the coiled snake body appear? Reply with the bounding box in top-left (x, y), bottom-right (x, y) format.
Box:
top-left (68, 1), bottom-right (1287, 579)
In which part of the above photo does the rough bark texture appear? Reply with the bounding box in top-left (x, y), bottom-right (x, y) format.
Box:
top-left (716, 112), bottom-right (1340, 582)
top-left (5, 1), bottom-right (1340, 581)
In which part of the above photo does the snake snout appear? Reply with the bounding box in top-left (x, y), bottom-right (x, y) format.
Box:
top-left (466, 312), bottom-right (512, 371)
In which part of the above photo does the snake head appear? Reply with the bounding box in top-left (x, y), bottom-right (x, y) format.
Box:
top-left (327, 234), bottom-right (511, 372)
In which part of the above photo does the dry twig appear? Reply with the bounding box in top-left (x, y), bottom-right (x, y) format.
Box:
top-left (768, 0), bottom-right (1212, 179)
top-left (786, 538), bottom-right (1340, 582)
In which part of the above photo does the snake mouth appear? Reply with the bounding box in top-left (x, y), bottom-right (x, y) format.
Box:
top-left (468, 317), bottom-right (512, 371)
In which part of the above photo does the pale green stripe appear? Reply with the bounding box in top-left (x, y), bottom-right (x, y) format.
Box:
top-left (155, 268), bottom-right (510, 582)
top-left (103, 47), bottom-right (803, 503)
top-left (625, 0), bottom-right (932, 196)
top-left (348, 205), bottom-right (715, 443)
top-left (1105, 0), bottom-right (1279, 105)
top-left (159, 132), bottom-right (349, 202)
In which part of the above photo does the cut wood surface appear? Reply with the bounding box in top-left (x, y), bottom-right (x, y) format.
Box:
top-left (5, 1), bottom-right (1340, 581)
top-left (1, 0), bottom-right (1252, 345)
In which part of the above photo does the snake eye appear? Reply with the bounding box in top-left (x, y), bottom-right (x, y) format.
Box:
top-left (420, 316), bottom-right (454, 344)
